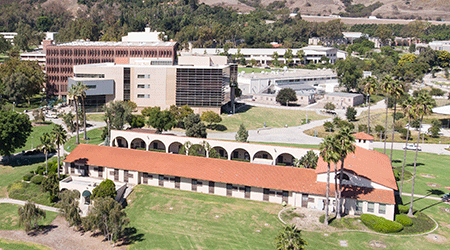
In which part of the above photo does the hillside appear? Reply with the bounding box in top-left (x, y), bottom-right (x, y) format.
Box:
top-left (200, 0), bottom-right (450, 21)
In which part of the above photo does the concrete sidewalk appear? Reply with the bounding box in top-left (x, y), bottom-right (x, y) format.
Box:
top-left (0, 198), bottom-right (59, 213)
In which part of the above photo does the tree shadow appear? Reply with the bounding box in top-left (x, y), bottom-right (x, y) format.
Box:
top-left (117, 227), bottom-right (145, 246)
top-left (392, 160), bottom-right (402, 163)
top-left (212, 124), bottom-right (227, 131)
top-left (2, 154), bottom-right (47, 167)
top-left (418, 201), bottom-right (443, 213)
top-left (406, 162), bottom-right (424, 167)
top-left (427, 189), bottom-right (445, 196)
top-left (28, 224), bottom-right (58, 236)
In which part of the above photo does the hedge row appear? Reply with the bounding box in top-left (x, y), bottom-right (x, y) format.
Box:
top-left (360, 214), bottom-right (404, 233)
top-left (395, 214), bottom-right (413, 227)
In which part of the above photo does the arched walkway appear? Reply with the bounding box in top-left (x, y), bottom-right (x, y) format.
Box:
top-left (276, 153), bottom-right (295, 166)
top-left (130, 138), bottom-right (146, 150)
top-left (253, 150), bottom-right (273, 161)
top-left (231, 148), bottom-right (250, 162)
top-left (113, 136), bottom-right (128, 148)
top-left (212, 146), bottom-right (228, 159)
top-left (149, 140), bottom-right (166, 152)
top-left (168, 141), bottom-right (183, 154)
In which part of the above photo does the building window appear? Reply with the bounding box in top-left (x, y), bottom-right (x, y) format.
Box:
top-left (137, 74), bottom-right (151, 79)
top-left (368, 202), bottom-right (375, 213)
top-left (356, 201), bottom-right (364, 213)
top-left (137, 94), bottom-right (145, 98)
top-left (137, 84), bottom-right (145, 88)
top-left (379, 204), bottom-right (386, 214)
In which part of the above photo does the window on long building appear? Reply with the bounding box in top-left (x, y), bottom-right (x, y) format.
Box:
top-left (367, 202), bottom-right (375, 213)
top-left (379, 204), bottom-right (386, 214)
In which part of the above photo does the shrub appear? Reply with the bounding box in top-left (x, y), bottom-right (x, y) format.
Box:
top-left (30, 175), bottom-right (46, 185)
top-left (395, 214), bottom-right (413, 227)
top-left (92, 179), bottom-right (117, 199)
top-left (398, 205), bottom-right (409, 214)
top-left (23, 173), bottom-right (35, 181)
top-left (358, 124), bottom-right (368, 133)
top-left (346, 106), bottom-right (357, 121)
top-left (393, 112), bottom-right (404, 120)
top-left (324, 121), bottom-right (334, 132)
top-left (360, 214), bottom-right (404, 233)
top-left (392, 169), bottom-right (400, 181)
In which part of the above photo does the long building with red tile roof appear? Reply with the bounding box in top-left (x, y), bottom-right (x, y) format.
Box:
top-left (63, 143), bottom-right (397, 220)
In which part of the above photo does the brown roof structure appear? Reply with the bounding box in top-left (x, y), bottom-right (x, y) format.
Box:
top-left (65, 144), bottom-right (395, 204)
top-left (353, 132), bottom-right (375, 141)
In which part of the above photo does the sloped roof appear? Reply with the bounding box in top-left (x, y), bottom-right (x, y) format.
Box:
top-left (65, 144), bottom-right (395, 204)
top-left (316, 146), bottom-right (397, 191)
top-left (353, 132), bottom-right (375, 140)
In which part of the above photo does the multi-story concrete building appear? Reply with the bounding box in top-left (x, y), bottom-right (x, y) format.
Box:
top-left (68, 55), bottom-right (237, 113)
top-left (44, 28), bottom-right (177, 97)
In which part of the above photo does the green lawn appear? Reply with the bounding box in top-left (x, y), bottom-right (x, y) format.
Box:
top-left (217, 106), bottom-right (327, 132)
top-left (125, 185), bottom-right (283, 249)
top-left (85, 113), bottom-right (105, 122)
top-left (0, 238), bottom-right (51, 250)
top-left (0, 203), bottom-right (57, 231)
top-left (14, 123), bottom-right (56, 154)
top-left (377, 149), bottom-right (450, 198)
top-left (7, 182), bottom-right (53, 207)
top-left (0, 162), bottom-right (43, 198)
top-left (64, 127), bottom-right (105, 153)
top-left (238, 67), bottom-right (267, 73)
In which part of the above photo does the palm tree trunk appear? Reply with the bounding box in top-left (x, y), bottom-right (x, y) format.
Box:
top-left (390, 98), bottom-right (397, 161)
top-left (400, 117), bottom-right (411, 194)
top-left (408, 116), bottom-right (423, 216)
top-left (337, 159), bottom-right (344, 219)
top-left (57, 144), bottom-right (60, 179)
top-left (74, 99), bottom-right (79, 144)
top-left (383, 96), bottom-right (389, 154)
top-left (45, 152), bottom-right (48, 175)
top-left (367, 95), bottom-right (371, 134)
top-left (325, 163), bottom-right (330, 226)
top-left (82, 97), bottom-right (87, 140)
top-left (334, 163), bottom-right (339, 218)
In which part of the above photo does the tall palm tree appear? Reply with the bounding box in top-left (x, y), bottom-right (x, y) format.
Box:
top-left (362, 76), bottom-right (378, 134)
top-left (389, 80), bottom-right (405, 161)
top-left (408, 92), bottom-right (435, 216)
top-left (52, 124), bottom-right (67, 179)
top-left (40, 132), bottom-right (54, 175)
top-left (68, 82), bottom-right (88, 144)
top-left (335, 126), bottom-right (355, 219)
top-left (18, 201), bottom-right (46, 232)
top-left (319, 136), bottom-right (340, 225)
top-left (275, 224), bottom-right (307, 250)
top-left (381, 75), bottom-right (394, 154)
top-left (399, 96), bottom-right (416, 194)
top-left (68, 85), bottom-right (81, 144)
top-left (75, 82), bottom-right (89, 140)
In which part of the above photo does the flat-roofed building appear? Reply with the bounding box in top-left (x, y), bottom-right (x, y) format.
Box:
top-left (69, 55), bottom-right (237, 114)
top-left (20, 49), bottom-right (46, 66)
top-left (324, 92), bottom-right (364, 108)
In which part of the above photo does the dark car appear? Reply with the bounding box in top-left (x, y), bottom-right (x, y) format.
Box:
top-left (442, 193), bottom-right (450, 202)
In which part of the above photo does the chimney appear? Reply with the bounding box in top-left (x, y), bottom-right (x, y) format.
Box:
top-left (145, 27), bottom-right (151, 33)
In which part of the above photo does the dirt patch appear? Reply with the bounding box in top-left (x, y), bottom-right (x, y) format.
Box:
top-left (31, 122), bottom-right (49, 127)
top-left (369, 240), bottom-right (387, 249)
top-left (425, 234), bottom-right (447, 243)
top-left (0, 216), bottom-right (126, 250)
top-left (421, 174), bottom-right (436, 178)
top-left (427, 183), bottom-right (442, 188)
top-left (440, 207), bottom-right (450, 214)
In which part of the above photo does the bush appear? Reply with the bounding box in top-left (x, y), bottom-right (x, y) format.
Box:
top-left (23, 173), bottom-right (35, 181)
top-left (360, 214), bottom-right (404, 233)
top-left (30, 175), bottom-right (46, 185)
top-left (358, 124), bottom-right (368, 133)
top-left (92, 179), bottom-right (117, 199)
top-left (398, 205), bottom-right (409, 214)
top-left (392, 168), bottom-right (400, 181)
top-left (346, 106), bottom-right (357, 121)
top-left (394, 112), bottom-right (404, 120)
top-left (324, 121), bottom-right (334, 132)
top-left (395, 214), bottom-right (413, 227)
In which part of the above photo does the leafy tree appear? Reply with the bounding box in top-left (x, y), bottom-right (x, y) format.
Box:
top-left (32, 109), bottom-right (46, 123)
top-left (13, 22), bottom-right (44, 51)
top-left (275, 224), bottom-right (307, 250)
top-left (319, 136), bottom-right (340, 226)
top-left (52, 124), bottom-right (67, 179)
top-left (324, 102), bottom-right (336, 111)
top-left (144, 107), bottom-right (176, 133)
top-left (345, 107), bottom-right (357, 121)
top-left (438, 50), bottom-right (450, 68)
top-left (184, 114), bottom-right (207, 138)
top-left (375, 25), bottom-right (393, 45)
top-left (92, 179), bottom-right (117, 200)
top-left (36, 16), bottom-right (52, 32)
top-left (297, 150), bottom-right (318, 169)
top-left (336, 57), bottom-right (363, 91)
top-left (58, 190), bottom-right (82, 228)
top-left (62, 112), bottom-right (76, 132)
top-left (235, 123), bottom-right (249, 142)
top-left (127, 115), bottom-right (145, 128)
top-left (42, 173), bottom-right (59, 202)
top-left (201, 111), bottom-right (222, 128)
top-left (276, 88), bottom-right (297, 106)
top-left (103, 101), bottom-right (132, 145)
top-left (169, 105), bottom-right (193, 128)
top-left (0, 110), bottom-right (32, 157)
top-left (18, 201), bottom-right (46, 233)
top-left (398, 54), bottom-right (417, 67)
top-left (323, 121), bottom-right (334, 132)
top-left (83, 197), bottom-right (129, 244)
top-left (0, 35), bottom-right (11, 53)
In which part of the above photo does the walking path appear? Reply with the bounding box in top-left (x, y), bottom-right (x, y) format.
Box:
top-left (0, 198), bottom-right (59, 212)
top-left (400, 193), bottom-right (443, 201)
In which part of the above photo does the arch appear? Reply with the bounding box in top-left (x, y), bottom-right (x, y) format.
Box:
top-left (168, 141), bottom-right (183, 154)
top-left (113, 136), bottom-right (128, 148)
top-left (276, 153), bottom-right (295, 166)
top-left (130, 138), bottom-right (146, 150)
top-left (212, 146), bottom-right (228, 159)
top-left (253, 150), bottom-right (273, 161)
top-left (149, 140), bottom-right (166, 152)
top-left (231, 148), bottom-right (250, 162)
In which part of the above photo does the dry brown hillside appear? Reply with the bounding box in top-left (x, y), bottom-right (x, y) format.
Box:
top-left (200, 0), bottom-right (450, 21)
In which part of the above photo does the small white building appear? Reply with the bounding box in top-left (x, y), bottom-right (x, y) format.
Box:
top-left (323, 92), bottom-right (365, 108)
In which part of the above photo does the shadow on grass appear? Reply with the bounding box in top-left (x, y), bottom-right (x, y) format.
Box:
top-left (1, 154), bottom-right (47, 167)
top-left (118, 227), bottom-right (145, 246)
top-left (418, 201), bottom-right (444, 213)
top-left (406, 162), bottom-right (424, 167)
top-left (210, 124), bottom-right (227, 131)
top-left (427, 189), bottom-right (445, 196)
top-left (235, 104), bottom-right (253, 114)
top-left (392, 160), bottom-right (402, 163)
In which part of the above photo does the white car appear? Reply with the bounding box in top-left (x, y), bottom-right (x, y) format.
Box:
top-left (403, 144), bottom-right (422, 151)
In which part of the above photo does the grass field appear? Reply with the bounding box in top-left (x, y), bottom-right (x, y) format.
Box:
top-left (64, 127), bottom-right (105, 153)
top-left (0, 162), bottom-right (42, 198)
top-left (14, 123), bottom-right (56, 154)
top-left (0, 238), bottom-right (51, 250)
top-left (85, 113), bottom-right (105, 122)
top-left (125, 185), bottom-right (283, 249)
top-left (0, 203), bottom-right (57, 231)
top-left (217, 106), bottom-right (327, 132)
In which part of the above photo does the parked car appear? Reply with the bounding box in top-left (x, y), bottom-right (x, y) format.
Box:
top-left (403, 144), bottom-right (422, 151)
top-left (442, 193), bottom-right (450, 202)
